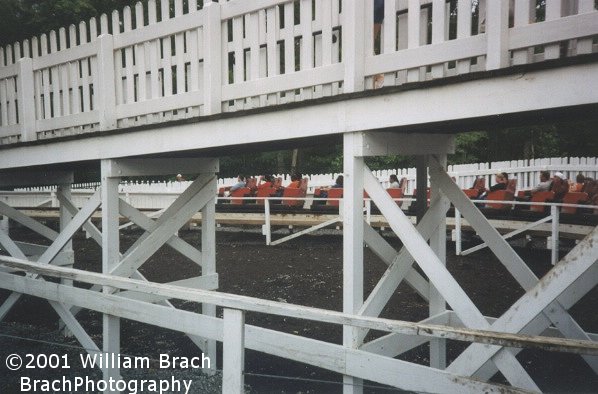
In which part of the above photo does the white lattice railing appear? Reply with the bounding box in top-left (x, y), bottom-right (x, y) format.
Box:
top-left (1, 0), bottom-right (597, 143)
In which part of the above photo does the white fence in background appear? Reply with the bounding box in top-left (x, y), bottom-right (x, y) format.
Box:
top-left (4, 156), bottom-right (597, 208)
top-left (1, 0), bottom-right (597, 143)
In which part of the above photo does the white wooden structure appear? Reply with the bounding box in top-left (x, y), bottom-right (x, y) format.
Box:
top-left (1, 0), bottom-right (598, 392)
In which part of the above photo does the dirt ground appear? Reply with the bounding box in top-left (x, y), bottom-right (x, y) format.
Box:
top-left (1, 222), bottom-right (597, 393)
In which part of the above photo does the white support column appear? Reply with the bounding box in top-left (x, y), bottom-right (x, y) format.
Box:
top-left (97, 35), bottom-right (116, 131)
top-left (203, 1), bottom-right (222, 115)
top-left (343, 132), bottom-right (364, 394)
top-left (455, 209), bottom-right (462, 255)
top-left (58, 182), bottom-right (74, 336)
top-left (342, 0), bottom-right (365, 93)
top-left (16, 58), bottom-right (36, 142)
top-left (416, 156), bottom-right (428, 222)
top-left (263, 199), bottom-right (272, 245)
top-left (429, 154), bottom-right (447, 369)
top-left (201, 180), bottom-right (217, 372)
top-left (101, 160), bottom-right (121, 385)
top-left (486, 0), bottom-right (510, 70)
top-left (551, 205), bottom-right (559, 266)
top-left (223, 308), bottom-right (245, 394)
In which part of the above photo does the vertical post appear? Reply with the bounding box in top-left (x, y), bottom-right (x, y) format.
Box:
top-left (407, 0), bottom-right (421, 82)
top-left (201, 175), bottom-right (218, 371)
top-left (58, 182), bottom-right (74, 337)
top-left (343, 0), bottom-right (365, 93)
top-left (97, 35), bottom-right (117, 130)
top-left (512, 0), bottom-right (534, 65)
top-left (431, 0), bottom-right (446, 78)
top-left (429, 154), bottom-right (447, 369)
top-left (416, 156), bottom-right (428, 222)
top-left (551, 205), bottom-right (559, 265)
top-left (223, 308), bottom-right (245, 394)
top-left (342, 132), bottom-right (364, 394)
top-left (203, 1), bottom-right (222, 115)
top-left (264, 199), bottom-right (272, 245)
top-left (101, 160), bottom-right (121, 386)
top-left (577, 1), bottom-right (596, 54)
top-left (486, 0), bottom-right (510, 70)
top-left (16, 58), bottom-right (36, 142)
top-left (455, 208), bottom-right (462, 255)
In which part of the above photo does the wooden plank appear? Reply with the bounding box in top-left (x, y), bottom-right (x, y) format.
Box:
top-left (300, 0), bottom-right (313, 100)
top-left (222, 63), bottom-right (341, 100)
top-left (366, 35), bottom-right (485, 75)
top-left (116, 91), bottom-right (202, 118)
top-left (509, 13), bottom-right (598, 51)
top-left (223, 309), bottom-right (245, 394)
top-left (544, 0), bottom-right (562, 59)
top-left (2, 256), bottom-right (598, 360)
top-left (283, 1), bottom-right (295, 102)
top-left (135, 2), bottom-right (147, 102)
top-left (79, 22), bottom-right (91, 113)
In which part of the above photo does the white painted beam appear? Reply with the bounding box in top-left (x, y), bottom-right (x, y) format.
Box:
top-left (353, 132), bottom-right (456, 157)
top-left (0, 170), bottom-right (73, 187)
top-left (223, 309), bottom-right (245, 394)
top-left (102, 157), bottom-right (219, 177)
top-left (0, 269), bottom-right (527, 393)
top-left (1, 63), bottom-right (597, 170)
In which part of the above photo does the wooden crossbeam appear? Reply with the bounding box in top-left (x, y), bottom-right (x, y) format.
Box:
top-left (0, 200), bottom-right (58, 240)
top-left (112, 175), bottom-right (216, 279)
top-left (429, 156), bottom-right (598, 374)
top-left (0, 191), bottom-right (101, 322)
top-left (358, 198), bottom-right (450, 344)
top-left (121, 174), bottom-right (214, 260)
top-left (3, 256), bottom-right (598, 358)
top-left (363, 167), bottom-right (539, 391)
top-left (0, 230), bottom-right (100, 358)
top-left (119, 199), bottom-right (203, 266)
top-left (0, 267), bottom-right (527, 393)
top-left (447, 225), bottom-right (598, 378)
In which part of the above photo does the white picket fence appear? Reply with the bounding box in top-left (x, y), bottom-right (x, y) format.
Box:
top-left (1, 0), bottom-right (596, 143)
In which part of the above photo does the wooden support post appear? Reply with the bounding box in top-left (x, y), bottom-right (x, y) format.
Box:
top-left (203, 1), bottom-right (222, 115)
top-left (416, 156), bottom-right (428, 222)
top-left (58, 182), bottom-right (74, 336)
top-left (486, 0), bottom-right (510, 70)
top-left (343, 132), bottom-right (364, 394)
top-left (551, 205), bottom-right (559, 265)
top-left (429, 154), bottom-right (447, 369)
top-left (16, 58), bottom-right (36, 142)
top-left (101, 160), bottom-right (121, 385)
top-left (223, 308), bottom-right (245, 394)
top-left (201, 182), bottom-right (218, 372)
top-left (343, 0), bottom-right (365, 93)
top-left (97, 35), bottom-right (117, 131)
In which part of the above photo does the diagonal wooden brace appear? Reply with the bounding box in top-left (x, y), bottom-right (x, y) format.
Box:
top-left (447, 225), bottom-right (598, 377)
top-left (364, 167), bottom-right (540, 391)
top-left (358, 195), bottom-right (450, 344)
top-left (0, 191), bottom-right (101, 321)
top-left (118, 199), bottom-right (203, 266)
top-left (429, 155), bottom-right (598, 374)
top-left (0, 229), bottom-right (101, 358)
top-left (0, 200), bottom-right (58, 241)
top-left (110, 175), bottom-right (216, 280)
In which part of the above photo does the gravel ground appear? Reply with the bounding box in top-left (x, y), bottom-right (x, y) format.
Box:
top-left (0, 222), bottom-right (597, 393)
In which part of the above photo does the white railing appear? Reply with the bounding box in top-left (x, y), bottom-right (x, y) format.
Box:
top-left (1, 0), bottom-right (597, 143)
